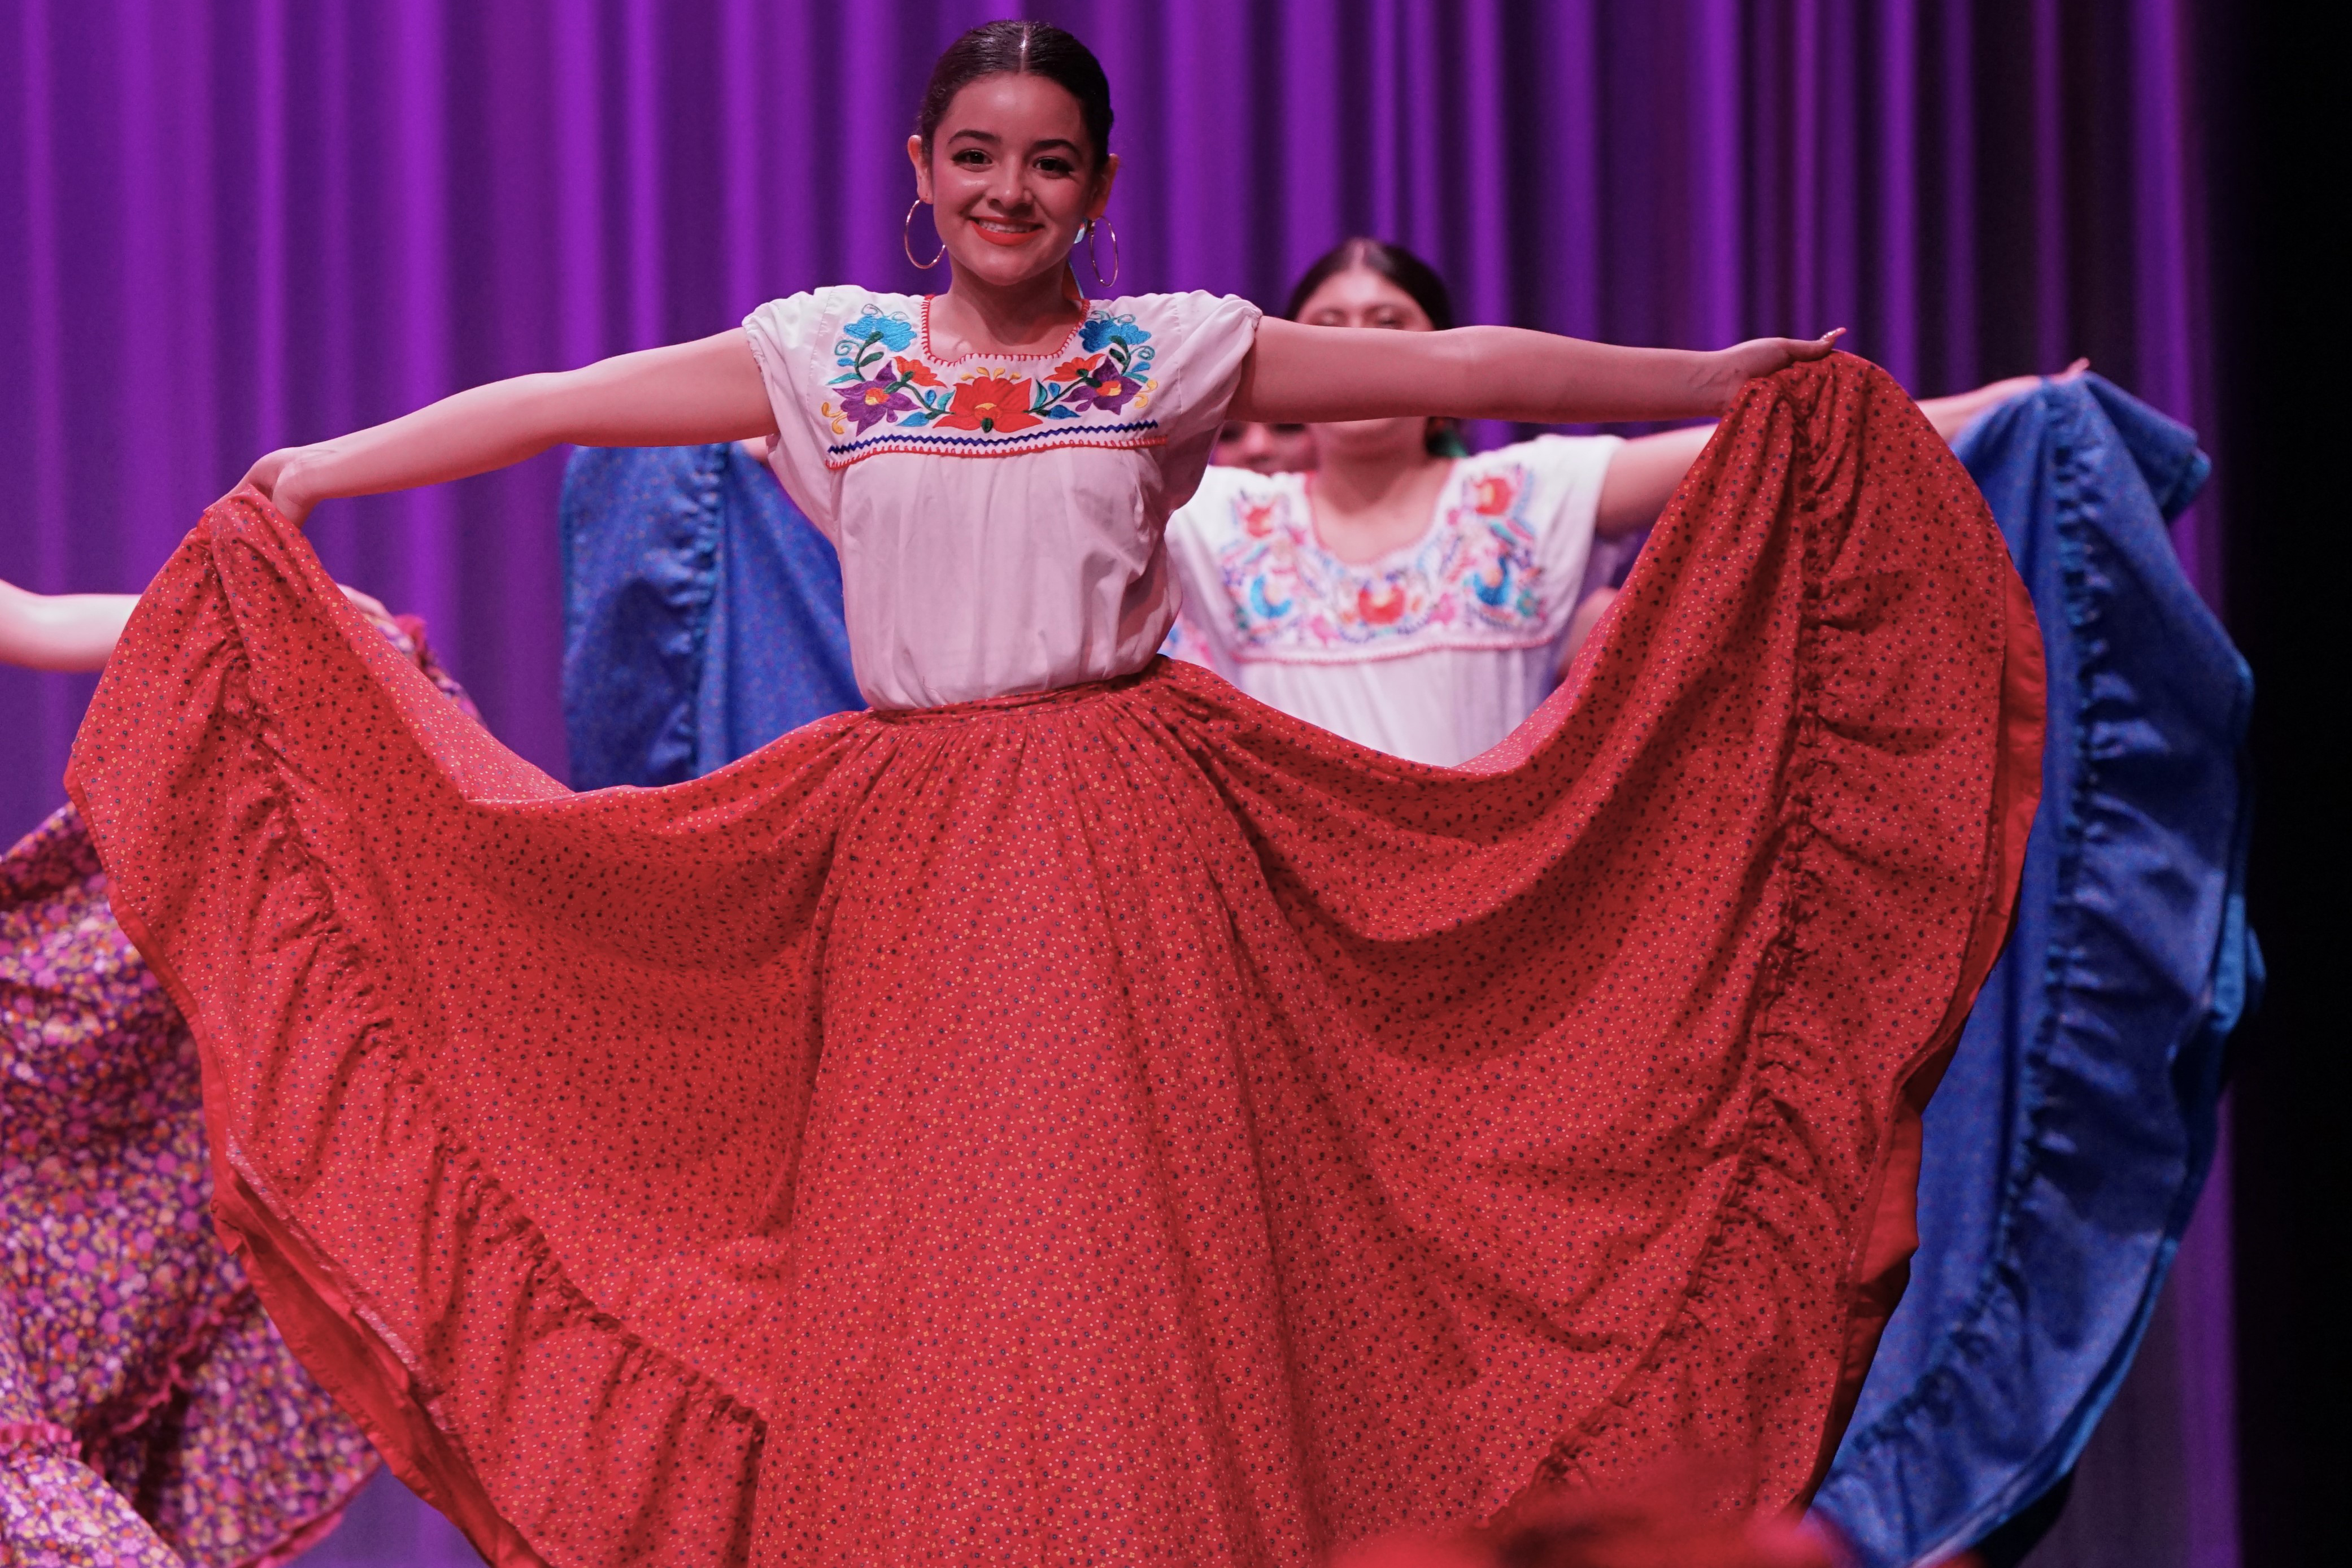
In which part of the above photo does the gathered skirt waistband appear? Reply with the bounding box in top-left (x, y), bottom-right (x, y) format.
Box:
top-left (864, 663), bottom-right (1160, 725)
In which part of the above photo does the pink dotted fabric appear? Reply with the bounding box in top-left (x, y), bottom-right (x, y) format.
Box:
top-left (2, 616), bottom-right (471, 1566)
top-left (67, 356), bottom-right (2041, 1568)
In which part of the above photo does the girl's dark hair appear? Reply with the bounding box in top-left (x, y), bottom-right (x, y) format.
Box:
top-left (1286, 238), bottom-right (1467, 457)
top-left (1283, 237), bottom-right (1456, 332)
top-left (917, 21), bottom-right (1114, 167)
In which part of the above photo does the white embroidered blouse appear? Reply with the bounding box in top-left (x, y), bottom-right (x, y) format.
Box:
top-left (1164, 435), bottom-right (1628, 766)
top-left (744, 287), bottom-right (1261, 709)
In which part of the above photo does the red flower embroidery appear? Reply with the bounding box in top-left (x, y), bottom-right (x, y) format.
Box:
top-left (1053, 355), bottom-right (1105, 381)
top-left (940, 375), bottom-right (1040, 434)
top-left (1357, 582), bottom-right (1409, 625)
top-left (1241, 500), bottom-right (1280, 539)
top-left (1468, 474), bottom-right (1518, 515)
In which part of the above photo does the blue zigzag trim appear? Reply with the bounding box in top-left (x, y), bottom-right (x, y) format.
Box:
top-left (826, 419), bottom-right (1164, 461)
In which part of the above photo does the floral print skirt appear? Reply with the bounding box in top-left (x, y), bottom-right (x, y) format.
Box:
top-left (4, 609), bottom-right (472, 1567)
top-left (1, 803), bottom-right (376, 1567)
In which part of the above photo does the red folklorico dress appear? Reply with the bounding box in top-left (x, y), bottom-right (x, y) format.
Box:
top-left (66, 291), bottom-right (2041, 1568)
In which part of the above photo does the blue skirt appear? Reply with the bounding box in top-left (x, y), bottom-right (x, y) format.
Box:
top-left (1811, 376), bottom-right (2260, 1565)
top-left (559, 441), bottom-right (861, 790)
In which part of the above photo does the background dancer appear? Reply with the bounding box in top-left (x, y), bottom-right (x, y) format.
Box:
top-left (557, 440), bottom-right (860, 791)
top-left (2, 578), bottom-right (472, 1568)
top-left (1167, 238), bottom-right (2059, 765)
top-left (1213, 417), bottom-right (1318, 476)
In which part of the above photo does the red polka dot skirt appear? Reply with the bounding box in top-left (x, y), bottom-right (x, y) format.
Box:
top-left (66, 356), bottom-right (2042, 1567)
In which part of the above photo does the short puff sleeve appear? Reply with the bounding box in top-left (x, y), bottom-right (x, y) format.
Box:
top-left (743, 287), bottom-right (862, 539)
top-left (1140, 292), bottom-right (1263, 512)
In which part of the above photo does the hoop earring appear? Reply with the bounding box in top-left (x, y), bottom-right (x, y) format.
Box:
top-left (1086, 217), bottom-right (1119, 292)
top-left (903, 199), bottom-right (944, 269)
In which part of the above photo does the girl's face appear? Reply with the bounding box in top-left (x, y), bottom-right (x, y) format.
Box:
top-left (1291, 267), bottom-right (1443, 462)
top-left (1215, 421), bottom-right (1317, 474)
top-left (1291, 268), bottom-right (1435, 334)
top-left (908, 75), bottom-right (1118, 293)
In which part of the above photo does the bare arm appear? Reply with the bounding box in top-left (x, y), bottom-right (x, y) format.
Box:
top-left (1593, 425), bottom-right (1717, 538)
top-left (1230, 319), bottom-right (1842, 428)
top-left (2, 578), bottom-right (418, 670)
top-left (1915, 360), bottom-right (2087, 441)
top-left (0, 580), bottom-right (138, 672)
top-left (1591, 360), bottom-right (2092, 537)
top-left (252, 330), bottom-right (776, 528)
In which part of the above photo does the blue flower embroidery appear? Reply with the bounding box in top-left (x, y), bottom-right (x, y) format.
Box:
top-left (1080, 313), bottom-right (1153, 354)
top-left (1469, 549), bottom-right (1519, 608)
top-left (843, 311), bottom-right (917, 352)
top-left (1248, 576), bottom-right (1293, 621)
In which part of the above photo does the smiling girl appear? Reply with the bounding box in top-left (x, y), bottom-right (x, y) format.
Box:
top-left (67, 20), bottom-right (2040, 1567)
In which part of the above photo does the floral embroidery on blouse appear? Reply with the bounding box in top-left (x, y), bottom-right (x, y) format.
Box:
top-left (1211, 463), bottom-right (1554, 657)
top-left (817, 302), bottom-right (1162, 466)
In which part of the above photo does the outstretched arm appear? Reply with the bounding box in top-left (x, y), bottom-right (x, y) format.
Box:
top-left (2, 578), bottom-right (416, 670)
top-left (1591, 360), bottom-right (2093, 538)
top-left (1915, 359), bottom-right (2088, 441)
top-left (0, 580), bottom-right (138, 672)
top-left (1230, 319), bottom-right (1843, 429)
top-left (249, 330), bottom-right (776, 529)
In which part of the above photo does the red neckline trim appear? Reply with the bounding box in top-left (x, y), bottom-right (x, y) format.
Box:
top-left (919, 293), bottom-right (1094, 364)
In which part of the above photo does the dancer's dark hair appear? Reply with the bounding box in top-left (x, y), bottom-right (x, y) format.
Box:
top-left (917, 21), bottom-right (1114, 167)
top-left (1283, 238), bottom-right (1457, 332)
top-left (1286, 238), bottom-right (1467, 457)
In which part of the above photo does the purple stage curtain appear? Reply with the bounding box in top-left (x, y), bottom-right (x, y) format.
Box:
top-left (0, 5), bottom-right (2231, 1566)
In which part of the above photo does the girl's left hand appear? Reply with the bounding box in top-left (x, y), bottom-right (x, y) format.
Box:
top-left (1702, 329), bottom-right (1846, 411)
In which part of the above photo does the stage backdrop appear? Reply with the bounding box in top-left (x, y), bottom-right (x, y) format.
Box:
top-left (0, 4), bottom-right (2231, 1566)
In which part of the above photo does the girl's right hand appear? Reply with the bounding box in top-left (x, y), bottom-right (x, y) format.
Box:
top-left (240, 446), bottom-right (319, 528)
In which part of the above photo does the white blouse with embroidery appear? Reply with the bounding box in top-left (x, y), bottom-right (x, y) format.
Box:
top-left (744, 287), bottom-right (1261, 709)
top-left (1164, 435), bottom-right (1628, 766)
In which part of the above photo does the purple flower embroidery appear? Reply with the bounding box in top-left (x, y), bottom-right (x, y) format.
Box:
top-left (1083, 372), bottom-right (1145, 413)
top-left (837, 376), bottom-right (917, 432)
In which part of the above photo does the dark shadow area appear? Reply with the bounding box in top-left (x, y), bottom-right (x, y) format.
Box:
top-left (2203, 5), bottom-right (2345, 1568)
